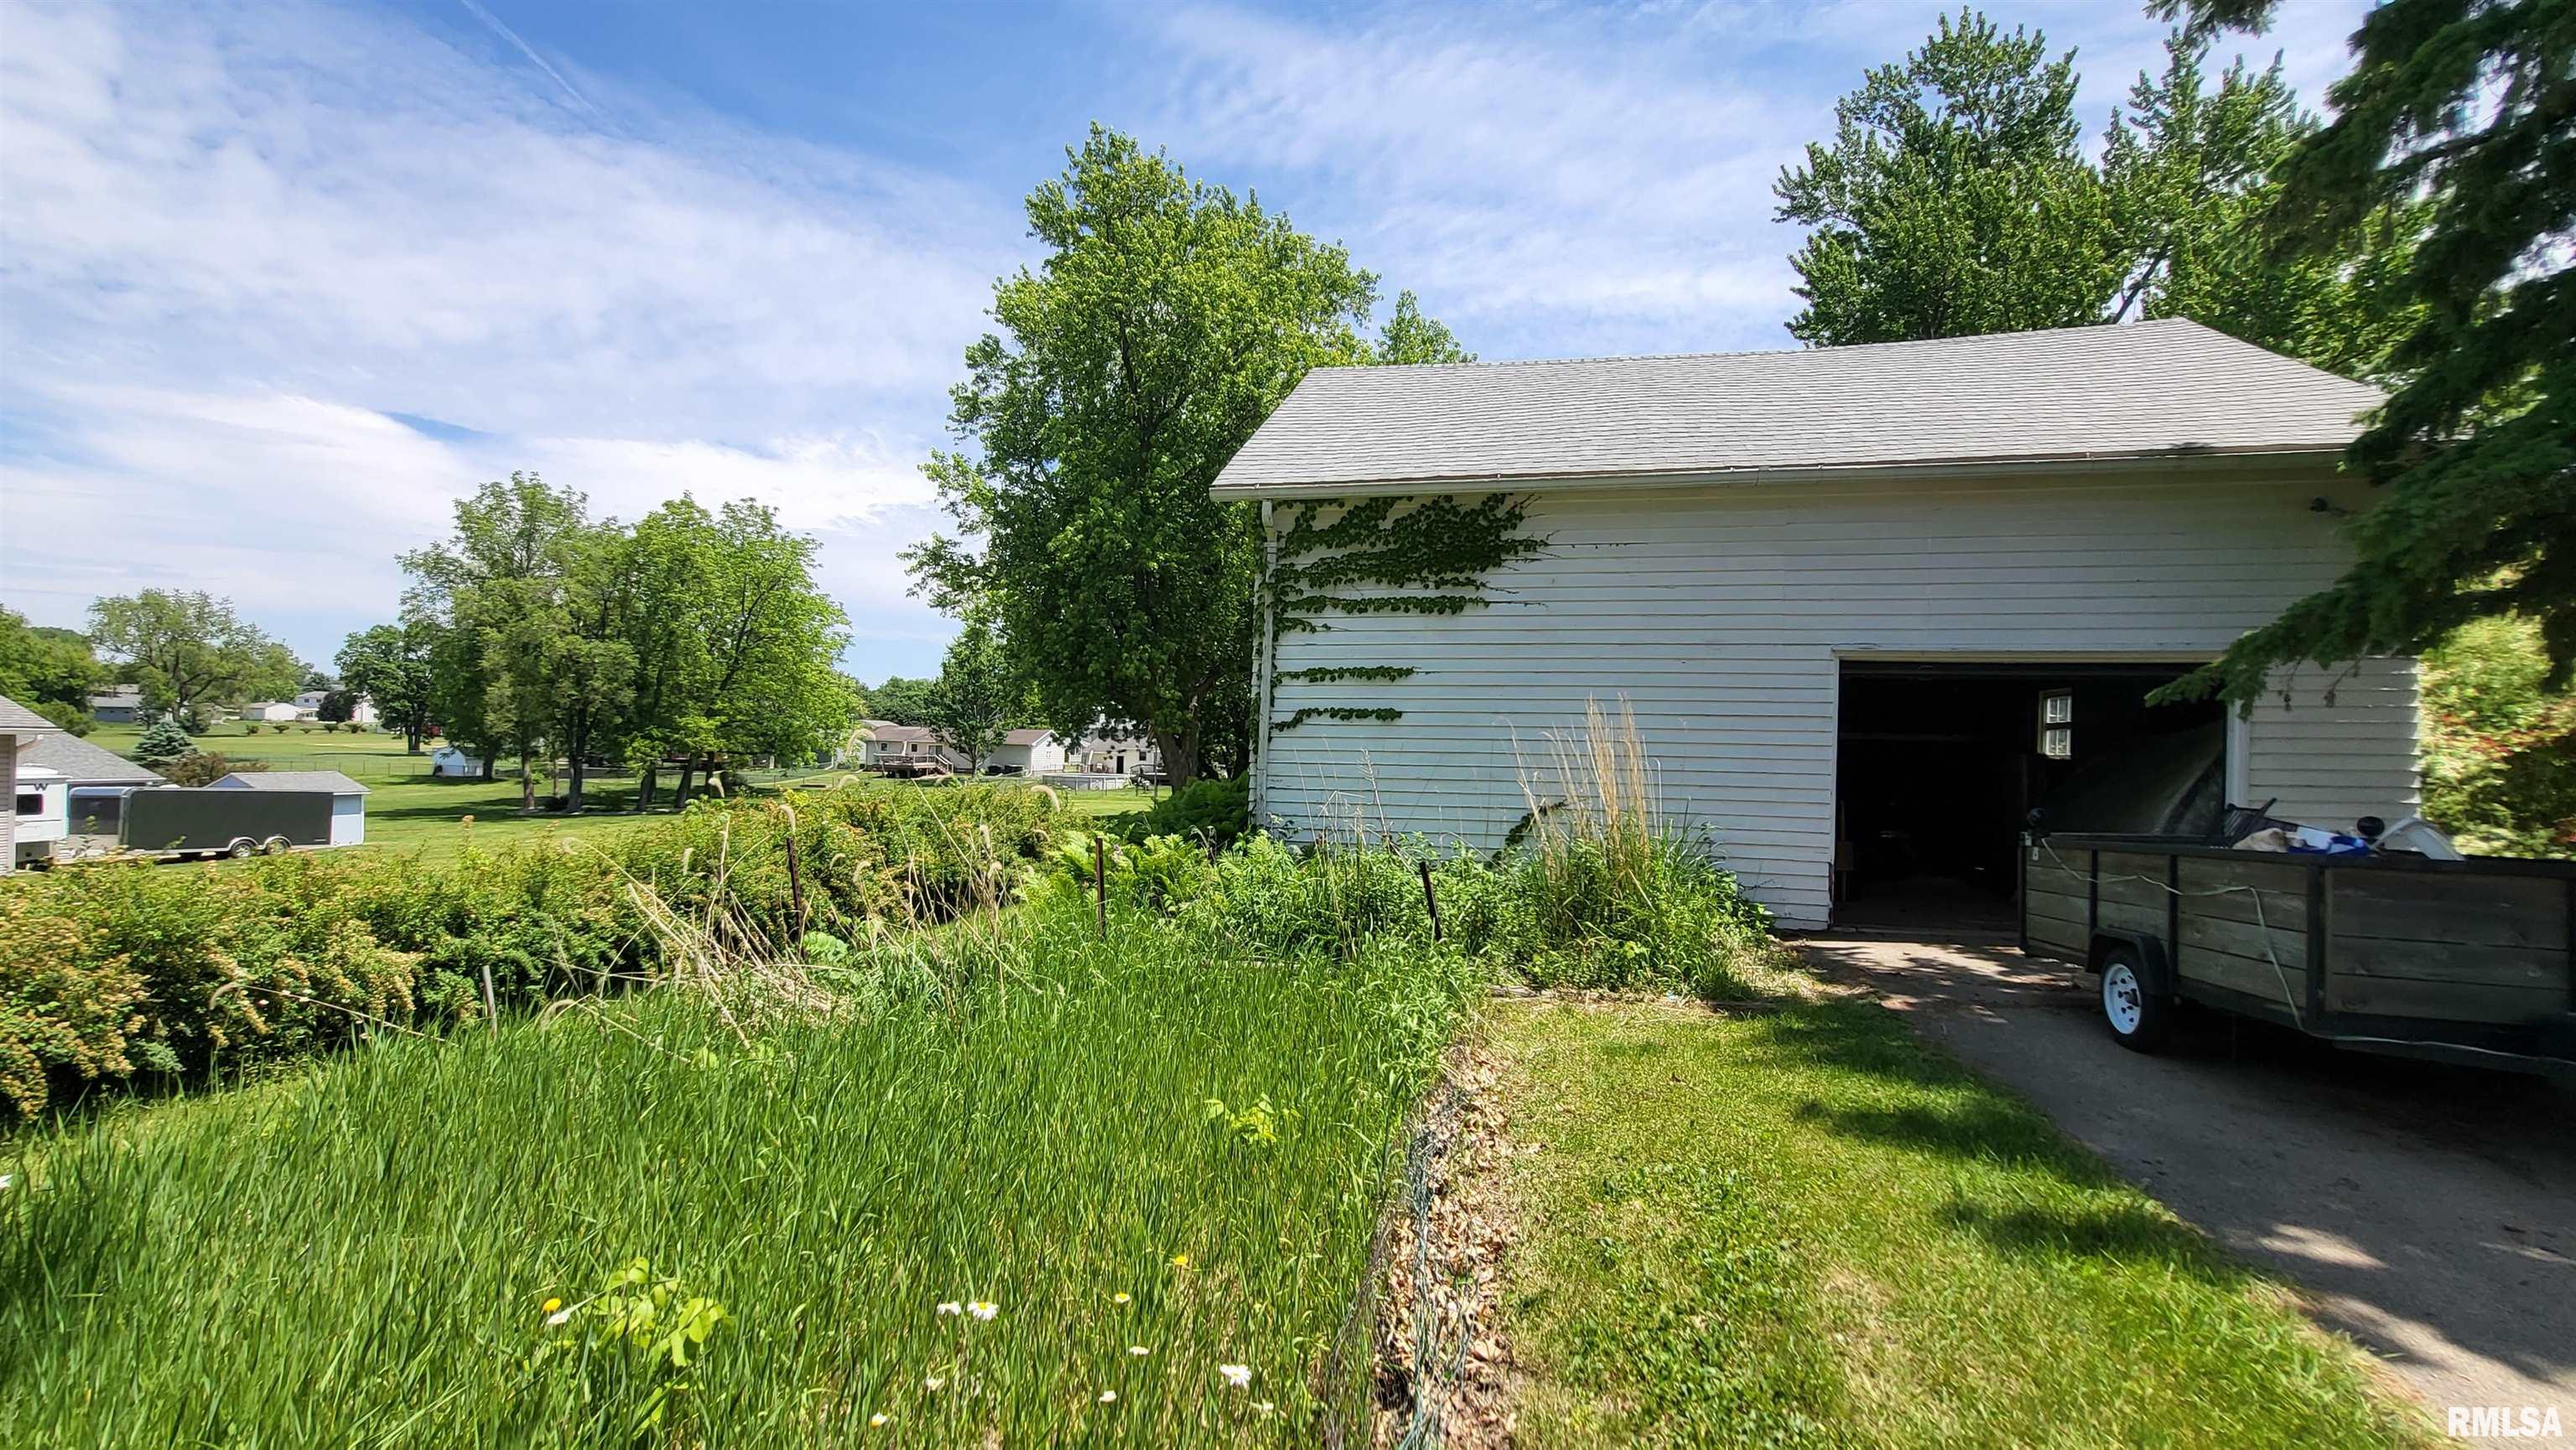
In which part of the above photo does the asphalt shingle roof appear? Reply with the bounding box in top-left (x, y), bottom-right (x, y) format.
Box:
top-left (0, 694), bottom-right (59, 735)
top-left (1211, 319), bottom-right (2383, 497)
top-left (217, 770), bottom-right (370, 795)
top-left (20, 732), bottom-right (164, 786)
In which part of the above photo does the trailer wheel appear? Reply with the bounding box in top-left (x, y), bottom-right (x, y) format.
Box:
top-left (2100, 947), bottom-right (2174, 1052)
top-left (226, 838), bottom-right (258, 860)
top-left (262, 835), bottom-right (290, 855)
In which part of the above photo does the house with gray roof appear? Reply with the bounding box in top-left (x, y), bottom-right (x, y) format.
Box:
top-left (1218, 320), bottom-right (2418, 930)
top-left (213, 770), bottom-right (370, 845)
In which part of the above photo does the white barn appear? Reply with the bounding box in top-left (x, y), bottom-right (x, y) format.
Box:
top-left (1218, 321), bottom-right (2420, 931)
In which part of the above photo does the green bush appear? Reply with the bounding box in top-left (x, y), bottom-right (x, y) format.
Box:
top-left (0, 782), bottom-right (1068, 1118)
top-left (160, 751), bottom-right (265, 788)
top-left (1108, 774), bottom-right (1248, 846)
top-left (1034, 823), bottom-right (1774, 999)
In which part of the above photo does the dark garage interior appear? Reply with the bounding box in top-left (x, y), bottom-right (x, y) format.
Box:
top-left (1833, 661), bottom-right (2226, 930)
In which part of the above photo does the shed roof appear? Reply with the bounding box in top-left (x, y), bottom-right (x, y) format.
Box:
top-left (216, 770), bottom-right (370, 796)
top-left (20, 732), bottom-right (164, 786)
top-left (0, 694), bottom-right (60, 736)
top-left (1212, 319), bottom-right (2382, 498)
top-left (1000, 729), bottom-right (1054, 746)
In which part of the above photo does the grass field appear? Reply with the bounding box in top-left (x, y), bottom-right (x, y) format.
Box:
top-left (72, 724), bottom-right (1156, 860)
top-left (1490, 994), bottom-right (2431, 1448)
top-left (0, 901), bottom-right (1467, 1446)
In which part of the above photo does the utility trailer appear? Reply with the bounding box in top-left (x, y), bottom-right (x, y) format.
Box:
top-left (2023, 832), bottom-right (2576, 1077)
top-left (119, 787), bottom-right (336, 860)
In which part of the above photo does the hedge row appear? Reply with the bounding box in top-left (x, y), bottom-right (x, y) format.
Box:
top-left (0, 782), bottom-right (1062, 1119)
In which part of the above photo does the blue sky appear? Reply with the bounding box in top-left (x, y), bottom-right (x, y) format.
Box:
top-left (0, 0), bottom-right (2370, 683)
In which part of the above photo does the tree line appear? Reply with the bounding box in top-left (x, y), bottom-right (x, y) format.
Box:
top-left (375, 473), bottom-right (855, 813)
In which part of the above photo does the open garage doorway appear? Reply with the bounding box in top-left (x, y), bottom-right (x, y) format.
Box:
top-left (1832, 660), bottom-right (2226, 932)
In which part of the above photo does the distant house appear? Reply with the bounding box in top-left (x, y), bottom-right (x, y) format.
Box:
top-left (21, 731), bottom-right (166, 840)
top-left (212, 770), bottom-right (369, 845)
top-left (293, 689), bottom-right (377, 725)
top-left (239, 701), bottom-right (304, 723)
top-left (987, 729), bottom-right (1067, 775)
top-left (864, 725), bottom-right (959, 772)
top-left (89, 686), bottom-right (146, 724)
top-left (1075, 733), bottom-right (1162, 777)
top-left (2, 693), bottom-right (64, 871)
top-left (428, 745), bottom-right (483, 777)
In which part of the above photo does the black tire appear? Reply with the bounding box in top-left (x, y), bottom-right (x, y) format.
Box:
top-left (226, 838), bottom-right (257, 860)
top-left (2099, 946), bottom-right (2176, 1052)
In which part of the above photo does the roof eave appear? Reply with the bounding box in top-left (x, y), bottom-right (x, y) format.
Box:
top-left (1211, 442), bottom-right (2355, 502)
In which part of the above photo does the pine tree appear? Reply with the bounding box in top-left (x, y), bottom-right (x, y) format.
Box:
top-left (2155, 0), bottom-right (2575, 698)
top-left (132, 715), bottom-right (195, 767)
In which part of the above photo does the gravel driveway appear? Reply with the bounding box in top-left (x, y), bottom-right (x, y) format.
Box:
top-left (1801, 933), bottom-right (2574, 1444)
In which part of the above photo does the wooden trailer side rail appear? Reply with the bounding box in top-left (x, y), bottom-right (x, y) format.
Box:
top-left (2023, 833), bottom-right (2576, 1073)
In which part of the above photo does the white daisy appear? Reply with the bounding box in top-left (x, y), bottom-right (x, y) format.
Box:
top-left (935, 1301), bottom-right (963, 1317)
top-left (1128, 1345), bottom-right (1150, 1357)
top-left (1218, 1364), bottom-right (1252, 1390)
top-left (1098, 1390), bottom-right (1118, 1404)
top-left (967, 1300), bottom-right (999, 1322)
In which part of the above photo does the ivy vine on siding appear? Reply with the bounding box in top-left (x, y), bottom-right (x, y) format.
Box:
top-left (1265, 494), bottom-right (1545, 733)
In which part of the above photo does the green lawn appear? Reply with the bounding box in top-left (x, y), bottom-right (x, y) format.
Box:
top-left (0, 902), bottom-right (1466, 1445)
top-left (73, 725), bottom-right (1157, 860)
top-left (1490, 994), bottom-right (2433, 1448)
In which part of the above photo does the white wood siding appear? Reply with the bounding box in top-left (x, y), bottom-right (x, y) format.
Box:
top-left (1256, 469), bottom-right (2420, 928)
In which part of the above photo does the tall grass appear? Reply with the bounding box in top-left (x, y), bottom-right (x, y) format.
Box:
top-left (0, 882), bottom-right (1478, 1446)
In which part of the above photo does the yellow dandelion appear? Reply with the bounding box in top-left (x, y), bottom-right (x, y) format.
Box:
top-left (1169, 1253), bottom-right (1190, 1270)
top-left (541, 1297), bottom-right (563, 1314)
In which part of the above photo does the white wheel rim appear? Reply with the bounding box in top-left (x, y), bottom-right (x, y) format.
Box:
top-left (2102, 963), bottom-right (2144, 1035)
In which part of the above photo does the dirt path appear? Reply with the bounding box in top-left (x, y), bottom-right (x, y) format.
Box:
top-left (1803, 933), bottom-right (2576, 1442)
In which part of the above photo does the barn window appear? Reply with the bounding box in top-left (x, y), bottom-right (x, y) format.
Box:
top-left (16, 793), bottom-right (41, 816)
top-left (2038, 689), bottom-right (2074, 759)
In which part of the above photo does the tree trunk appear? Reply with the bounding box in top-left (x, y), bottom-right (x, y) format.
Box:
top-left (674, 758), bottom-right (697, 807)
top-left (636, 765), bottom-right (657, 813)
top-left (1156, 726), bottom-right (1202, 793)
top-left (566, 753), bottom-right (587, 814)
top-left (518, 747), bottom-right (538, 812)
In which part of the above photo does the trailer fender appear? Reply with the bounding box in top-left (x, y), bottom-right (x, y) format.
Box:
top-left (2086, 931), bottom-right (2175, 996)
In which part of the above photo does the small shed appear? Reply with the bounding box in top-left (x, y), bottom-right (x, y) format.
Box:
top-left (239, 701), bottom-right (303, 723)
top-left (988, 729), bottom-right (1067, 775)
top-left (429, 745), bottom-right (483, 777)
top-left (214, 770), bottom-right (370, 845)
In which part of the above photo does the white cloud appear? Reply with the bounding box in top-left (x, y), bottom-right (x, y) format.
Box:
top-left (0, 0), bottom-right (1005, 677)
top-left (1129, 0), bottom-right (2372, 357)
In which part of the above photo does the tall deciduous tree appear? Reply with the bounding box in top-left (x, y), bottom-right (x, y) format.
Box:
top-left (402, 473), bottom-right (626, 811)
top-left (1371, 290), bottom-right (1475, 365)
top-left (667, 500), bottom-right (854, 800)
top-left (0, 606), bottom-right (104, 734)
top-left (2153, 0), bottom-right (2575, 698)
top-left (926, 615), bottom-right (1015, 775)
top-left (335, 622), bottom-right (438, 752)
top-left (2102, 34), bottom-right (2424, 379)
top-left (86, 590), bottom-right (301, 722)
top-left (1774, 11), bottom-right (2122, 344)
top-left (906, 126), bottom-right (1382, 790)
top-left (866, 676), bottom-right (937, 727)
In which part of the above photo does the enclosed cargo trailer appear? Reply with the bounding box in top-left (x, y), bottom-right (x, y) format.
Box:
top-left (121, 787), bottom-right (335, 860)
